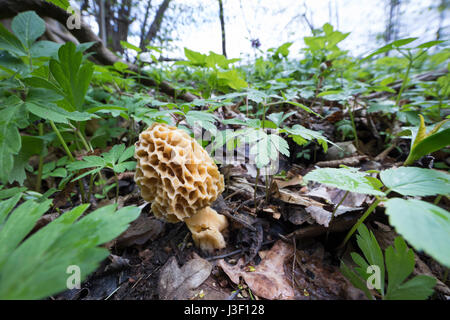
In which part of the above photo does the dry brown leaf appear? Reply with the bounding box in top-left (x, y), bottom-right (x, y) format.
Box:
top-left (273, 175), bottom-right (304, 189)
top-left (111, 213), bottom-right (165, 249)
top-left (274, 188), bottom-right (324, 207)
top-left (158, 255), bottom-right (212, 300)
top-left (218, 240), bottom-right (295, 300)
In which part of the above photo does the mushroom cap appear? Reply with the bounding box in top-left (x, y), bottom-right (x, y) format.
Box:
top-left (134, 123), bottom-right (225, 222)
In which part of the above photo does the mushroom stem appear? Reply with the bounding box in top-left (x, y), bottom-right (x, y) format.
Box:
top-left (184, 207), bottom-right (228, 252)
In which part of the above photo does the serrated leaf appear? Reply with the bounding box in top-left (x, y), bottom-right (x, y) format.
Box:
top-left (25, 101), bottom-right (93, 123)
top-left (0, 200), bottom-right (140, 299)
top-left (0, 24), bottom-right (26, 56)
top-left (304, 167), bottom-right (385, 196)
top-left (384, 236), bottom-right (435, 300)
top-left (11, 11), bottom-right (46, 50)
top-left (380, 167), bottom-right (450, 196)
top-left (385, 198), bottom-right (450, 268)
top-left (49, 42), bottom-right (94, 111)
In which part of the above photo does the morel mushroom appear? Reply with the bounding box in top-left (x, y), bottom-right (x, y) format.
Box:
top-left (134, 123), bottom-right (227, 251)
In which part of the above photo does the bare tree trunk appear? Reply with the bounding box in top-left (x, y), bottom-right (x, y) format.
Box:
top-left (141, 0), bottom-right (171, 48)
top-left (218, 0), bottom-right (227, 57)
top-left (139, 0), bottom-right (152, 50)
top-left (384, 0), bottom-right (400, 54)
top-left (99, 0), bottom-right (106, 44)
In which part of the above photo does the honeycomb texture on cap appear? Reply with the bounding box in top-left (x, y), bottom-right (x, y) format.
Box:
top-left (134, 122), bottom-right (225, 222)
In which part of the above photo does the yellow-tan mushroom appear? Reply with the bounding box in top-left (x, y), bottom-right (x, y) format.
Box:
top-left (134, 122), bottom-right (227, 251)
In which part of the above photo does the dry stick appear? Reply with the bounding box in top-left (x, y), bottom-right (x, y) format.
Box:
top-left (205, 240), bottom-right (276, 261)
top-left (326, 190), bottom-right (350, 241)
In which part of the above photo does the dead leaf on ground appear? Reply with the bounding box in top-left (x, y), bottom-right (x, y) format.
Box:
top-left (110, 213), bottom-right (165, 249)
top-left (274, 188), bottom-right (324, 207)
top-left (292, 246), bottom-right (365, 300)
top-left (218, 240), bottom-right (295, 300)
top-left (273, 175), bottom-right (304, 189)
top-left (304, 186), bottom-right (367, 227)
top-left (158, 255), bottom-right (212, 300)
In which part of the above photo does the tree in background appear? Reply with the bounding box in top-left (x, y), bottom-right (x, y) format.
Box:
top-left (79, 0), bottom-right (172, 55)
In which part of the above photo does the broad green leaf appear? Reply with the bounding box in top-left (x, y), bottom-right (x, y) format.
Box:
top-left (11, 11), bottom-right (46, 50)
top-left (0, 104), bottom-right (22, 183)
top-left (403, 115), bottom-right (450, 165)
top-left (0, 24), bottom-right (26, 56)
top-left (391, 37), bottom-right (418, 48)
top-left (416, 40), bottom-right (444, 49)
top-left (30, 40), bottom-right (62, 58)
top-left (304, 167), bottom-right (385, 196)
top-left (380, 167), bottom-right (450, 196)
top-left (25, 101), bottom-right (93, 123)
top-left (10, 135), bottom-right (44, 185)
top-left (384, 198), bottom-right (450, 268)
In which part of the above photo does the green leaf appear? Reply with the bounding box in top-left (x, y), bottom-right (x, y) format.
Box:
top-left (0, 24), bottom-right (26, 56)
top-left (384, 236), bottom-right (435, 300)
top-left (185, 110), bottom-right (218, 134)
top-left (0, 104), bottom-right (22, 184)
top-left (380, 167), bottom-right (450, 196)
top-left (0, 200), bottom-right (140, 299)
top-left (25, 101), bottom-right (93, 123)
top-left (285, 101), bottom-right (320, 117)
top-left (403, 115), bottom-right (450, 165)
top-left (391, 37), bottom-right (418, 48)
top-left (0, 199), bottom-right (52, 268)
top-left (44, 0), bottom-right (70, 10)
top-left (49, 42), bottom-right (94, 111)
top-left (304, 167), bottom-right (385, 196)
top-left (118, 146), bottom-right (135, 164)
top-left (355, 224), bottom-right (385, 295)
top-left (385, 198), bottom-right (450, 268)
top-left (120, 41), bottom-right (141, 53)
top-left (11, 11), bottom-right (46, 50)
top-left (30, 40), bottom-right (62, 58)
top-left (415, 40), bottom-right (444, 49)
top-left (10, 135), bottom-right (44, 185)
top-left (340, 261), bottom-right (374, 300)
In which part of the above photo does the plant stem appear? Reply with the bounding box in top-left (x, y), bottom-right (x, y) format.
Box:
top-left (395, 56), bottom-right (413, 108)
top-left (348, 103), bottom-right (359, 149)
top-left (75, 124), bottom-right (93, 152)
top-left (341, 198), bottom-right (382, 247)
top-left (326, 190), bottom-right (350, 241)
top-left (49, 121), bottom-right (75, 162)
top-left (114, 171), bottom-right (119, 203)
top-left (254, 167), bottom-right (260, 209)
top-left (49, 120), bottom-right (86, 201)
top-left (35, 122), bottom-right (44, 193)
top-left (434, 195), bottom-right (442, 205)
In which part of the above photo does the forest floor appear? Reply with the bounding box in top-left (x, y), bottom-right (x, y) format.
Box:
top-left (53, 102), bottom-right (450, 301)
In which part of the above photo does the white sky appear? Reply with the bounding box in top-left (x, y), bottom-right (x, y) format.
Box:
top-left (83, 0), bottom-right (448, 60)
